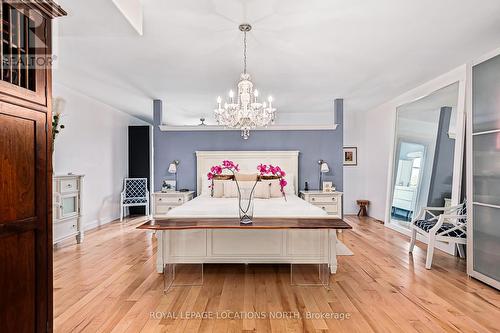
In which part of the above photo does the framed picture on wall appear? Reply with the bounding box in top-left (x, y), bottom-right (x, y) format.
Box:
top-left (343, 147), bottom-right (358, 166)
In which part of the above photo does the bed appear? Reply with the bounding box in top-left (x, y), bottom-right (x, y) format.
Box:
top-left (154, 151), bottom-right (344, 274)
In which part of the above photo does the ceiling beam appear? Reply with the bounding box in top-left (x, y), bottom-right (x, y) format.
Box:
top-left (111, 0), bottom-right (143, 35)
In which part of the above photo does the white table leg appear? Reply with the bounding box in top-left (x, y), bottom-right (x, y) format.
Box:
top-left (330, 229), bottom-right (338, 274)
top-left (156, 231), bottom-right (165, 273)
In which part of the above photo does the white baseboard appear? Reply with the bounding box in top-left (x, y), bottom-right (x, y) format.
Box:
top-left (84, 215), bottom-right (119, 231)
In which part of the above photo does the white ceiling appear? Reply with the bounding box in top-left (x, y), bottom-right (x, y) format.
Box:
top-left (53, 0), bottom-right (500, 124)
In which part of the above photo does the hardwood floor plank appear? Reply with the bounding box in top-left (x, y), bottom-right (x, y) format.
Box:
top-left (53, 215), bottom-right (500, 333)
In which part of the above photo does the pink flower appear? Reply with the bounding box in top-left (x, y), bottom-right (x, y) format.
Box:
top-left (207, 161), bottom-right (240, 181)
top-left (280, 178), bottom-right (287, 188)
top-left (222, 160), bottom-right (235, 169)
top-left (221, 160), bottom-right (240, 172)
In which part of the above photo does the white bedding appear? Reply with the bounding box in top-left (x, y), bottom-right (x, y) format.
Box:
top-left (167, 194), bottom-right (328, 218)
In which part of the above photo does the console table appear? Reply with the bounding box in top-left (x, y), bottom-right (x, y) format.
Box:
top-left (138, 217), bottom-right (351, 292)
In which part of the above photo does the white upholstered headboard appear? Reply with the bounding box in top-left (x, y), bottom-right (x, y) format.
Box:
top-left (196, 151), bottom-right (299, 196)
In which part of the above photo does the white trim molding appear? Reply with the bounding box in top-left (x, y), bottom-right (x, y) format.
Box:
top-left (159, 124), bottom-right (338, 132)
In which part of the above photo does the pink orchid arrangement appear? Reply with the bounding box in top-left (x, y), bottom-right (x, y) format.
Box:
top-left (257, 164), bottom-right (288, 194)
top-left (207, 160), bottom-right (240, 180)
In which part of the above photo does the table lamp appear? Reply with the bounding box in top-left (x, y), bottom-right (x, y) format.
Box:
top-left (318, 160), bottom-right (329, 190)
top-left (168, 160), bottom-right (179, 191)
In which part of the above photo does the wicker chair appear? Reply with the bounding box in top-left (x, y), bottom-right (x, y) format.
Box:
top-left (409, 202), bottom-right (466, 269)
top-left (120, 178), bottom-right (149, 221)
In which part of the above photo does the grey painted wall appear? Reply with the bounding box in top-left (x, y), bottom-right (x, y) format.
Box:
top-left (427, 107), bottom-right (455, 207)
top-left (153, 100), bottom-right (344, 193)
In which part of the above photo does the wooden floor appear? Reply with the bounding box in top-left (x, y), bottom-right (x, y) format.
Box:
top-left (53, 216), bottom-right (500, 333)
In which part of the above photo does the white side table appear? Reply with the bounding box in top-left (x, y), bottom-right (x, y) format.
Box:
top-left (152, 191), bottom-right (194, 218)
top-left (299, 190), bottom-right (343, 218)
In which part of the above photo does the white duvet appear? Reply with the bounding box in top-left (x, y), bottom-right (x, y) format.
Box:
top-left (167, 194), bottom-right (328, 218)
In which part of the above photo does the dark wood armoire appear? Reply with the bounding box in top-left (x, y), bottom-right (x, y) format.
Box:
top-left (0, 1), bottom-right (66, 332)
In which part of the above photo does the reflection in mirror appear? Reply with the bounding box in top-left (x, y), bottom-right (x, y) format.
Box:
top-left (390, 82), bottom-right (459, 228)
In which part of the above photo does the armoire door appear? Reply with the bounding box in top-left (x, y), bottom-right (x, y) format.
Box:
top-left (0, 1), bottom-right (66, 332)
top-left (0, 103), bottom-right (49, 332)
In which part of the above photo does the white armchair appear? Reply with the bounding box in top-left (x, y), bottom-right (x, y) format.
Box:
top-left (120, 178), bottom-right (150, 221)
top-left (409, 202), bottom-right (467, 269)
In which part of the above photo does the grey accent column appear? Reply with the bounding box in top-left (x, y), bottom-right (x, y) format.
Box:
top-left (334, 98), bottom-right (344, 216)
top-left (334, 98), bottom-right (343, 127)
top-left (427, 106), bottom-right (455, 207)
top-left (153, 99), bottom-right (163, 126)
top-left (153, 99), bottom-right (163, 191)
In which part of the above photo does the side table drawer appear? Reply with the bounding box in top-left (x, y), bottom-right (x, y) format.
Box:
top-left (314, 203), bottom-right (338, 214)
top-left (309, 195), bottom-right (338, 204)
top-left (54, 219), bottom-right (77, 241)
top-left (155, 195), bottom-right (184, 204)
top-left (156, 204), bottom-right (178, 215)
top-left (60, 178), bottom-right (78, 193)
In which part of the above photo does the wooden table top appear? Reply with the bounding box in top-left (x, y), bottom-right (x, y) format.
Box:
top-left (137, 217), bottom-right (352, 231)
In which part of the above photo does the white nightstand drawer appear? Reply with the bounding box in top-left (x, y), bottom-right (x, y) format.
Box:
top-left (54, 219), bottom-right (77, 241)
top-left (156, 205), bottom-right (177, 214)
top-left (315, 203), bottom-right (338, 214)
top-left (153, 191), bottom-right (194, 218)
top-left (309, 195), bottom-right (338, 204)
top-left (155, 195), bottom-right (184, 204)
top-left (60, 178), bottom-right (78, 193)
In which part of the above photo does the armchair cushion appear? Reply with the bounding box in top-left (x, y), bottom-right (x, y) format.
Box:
top-left (123, 198), bottom-right (148, 204)
top-left (415, 219), bottom-right (466, 238)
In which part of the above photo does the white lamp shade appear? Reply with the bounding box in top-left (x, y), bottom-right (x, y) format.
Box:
top-left (320, 162), bottom-right (329, 173)
top-left (168, 163), bottom-right (177, 173)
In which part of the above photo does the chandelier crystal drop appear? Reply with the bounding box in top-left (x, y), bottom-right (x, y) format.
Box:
top-left (214, 23), bottom-right (277, 139)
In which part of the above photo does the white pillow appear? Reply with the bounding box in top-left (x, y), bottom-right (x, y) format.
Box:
top-left (223, 180), bottom-right (271, 199)
top-left (269, 179), bottom-right (283, 198)
top-left (212, 180), bottom-right (224, 198)
top-left (254, 181), bottom-right (271, 199)
top-left (223, 181), bottom-right (238, 198)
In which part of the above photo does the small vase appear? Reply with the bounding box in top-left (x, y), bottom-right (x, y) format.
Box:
top-left (237, 183), bottom-right (256, 224)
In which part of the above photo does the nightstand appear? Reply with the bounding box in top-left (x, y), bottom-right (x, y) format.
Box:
top-left (152, 191), bottom-right (194, 218)
top-left (300, 190), bottom-right (343, 218)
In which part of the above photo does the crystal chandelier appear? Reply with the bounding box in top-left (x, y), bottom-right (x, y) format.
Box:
top-left (214, 23), bottom-right (276, 139)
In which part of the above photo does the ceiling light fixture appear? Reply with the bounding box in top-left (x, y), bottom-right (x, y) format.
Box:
top-left (214, 23), bottom-right (277, 139)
